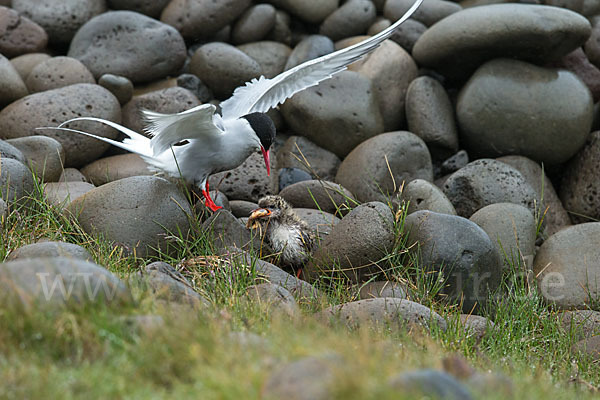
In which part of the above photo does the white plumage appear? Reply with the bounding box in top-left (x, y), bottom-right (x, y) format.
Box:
top-left (39, 0), bottom-right (423, 211)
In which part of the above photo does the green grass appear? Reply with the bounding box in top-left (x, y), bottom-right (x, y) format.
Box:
top-left (1, 179), bottom-right (599, 399)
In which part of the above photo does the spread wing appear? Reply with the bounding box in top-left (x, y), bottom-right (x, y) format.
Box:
top-left (143, 103), bottom-right (223, 156)
top-left (219, 0), bottom-right (423, 120)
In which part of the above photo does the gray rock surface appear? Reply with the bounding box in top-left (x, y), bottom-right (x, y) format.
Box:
top-left (0, 54), bottom-right (28, 108)
top-left (67, 176), bottom-right (192, 258)
top-left (293, 208), bottom-right (340, 242)
top-left (306, 202), bottom-right (395, 283)
top-left (406, 76), bottom-right (459, 159)
top-left (9, 53), bottom-right (50, 80)
top-left (190, 42), bottom-right (262, 99)
top-left (44, 181), bottom-right (95, 207)
top-left (336, 131), bottom-right (433, 203)
top-left (80, 154), bottom-right (153, 186)
top-left (7, 241), bottom-right (93, 262)
top-left (202, 209), bottom-right (261, 253)
top-left (268, 0), bottom-right (339, 24)
top-left (98, 74), bottom-right (133, 105)
top-left (457, 59), bottom-right (593, 164)
top-left (246, 283), bottom-right (299, 318)
top-left (231, 4), bottom-right (277, 45)
top-left (209, 151), bottom-right (273, 202)
top-left (469, 203), bottom-right (536, 266)
top-left (560, 310), bottom-right (600, 340)
top-left (0, 139), bottom-right (26, 164)
top-left (69, 11), bottom-right (186, 83)
top-left (560, 131), bottom-right (600, 223)
top-left (0, 83), bottom-right (121, 167)
top-left (384, 0), bottom-right (462, 26)
top-left (405, 211), bottom-right (502, 313)
top-left (0, 257), bottom-right (132, 309)
top-left (0, 158), bottom-right (34, 205)
top-left (161, 0), bottom-right (251, 40)
top-left (12, 0), bottom-right (106, 45)
top-left (413, 4), bottom-right (591, 79)
top-left (534, 223), bottom-right (600, 309)
top-left (25, 56), bottom-right (95, 93)
top-left (358, 281), bottom-right (407, 300)
top-left (460, 314), bottom-right (494, 342)
top-left (318, 298), bottom-right (447, 331)
top-left (284, 35), bottom-right (334, 70)
top-left (443, 159), bottom-right (537, 218)
top-left (0, 198), bottom-right (6, 220)
top-left (279, 180), bottom-right (356, 217)
top-left (320, 0), bottom-right (376, 41)
top-left (276, 136), bottom-right (341, 181)
top-left (237, 41), bottom-right (291, 79)
top-left (107, 0), bottom-right (170, 18)
top-left (141, 262), bottom-right (207, 308)
top-left (389, 369), bottom-right (474, 400)
top-left (281, 70), bottom-right (383, 159)
top-left (401, 178), bottom-right (456, 216)
top-left (0, 6), bottom-right (47, 58)
top-left (6, 136), bottom-right (65, 182)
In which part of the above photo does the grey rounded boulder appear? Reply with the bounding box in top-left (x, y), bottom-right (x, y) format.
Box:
top-left (25, 56), bottom-right (95, 93)
top-left (281, 70), bottom-right (383, 159)
top-left (412, 4), bottom-right (591, 79)
top-left (7, 241), bottom-right (93, 262)
top-left (469, 203), bottom-right (536, 267)
top-left (0, 257), bottom-right (132, 309)
top-left (560, 131), bottom-right (600, 223)
top-left (534, 223), bottom-right (600, 310)
top-left (401, 178), bottom-right (456, 216)
top-left (190, 42), bottom-right (262, 99)
top-left (0, 54), bottom-right (28, 108)
top-left (231, 4), bottom-right (277, 45)
top-left (68, 11), bottom-right (186, 83)
top-left (237, 41), bottom-right (291, 79)
top-left (443, 159), bottom-right (537, 218)
top-left (457, 59), bottom-right (593, 165)
top-left (0, 83), bottom-right (121, 168)
top-left (284, 35), bottom-right (334, 71)
top-left (384, 0), bottom-right (462, 27)
top-left (0, 158), bottom-right (34, 205)
top-left (405, 210), bottom-right (502, 313)
top-left (319, 0), bottom-right (376, 41)
top-left (80, 154), bottom-right (153, 186)
top-left (279, 180), bottom-right (356, 217)
top-left (336, 131), bottom-right (433, 203)
top-left (66, 176), bottom-right (192, 258)
top-left (276, 136), bottom-right (341, 181)
top-left (6, 136), bottom-right (65, 183)
top-left (305, 201), bottom-right (395, 283)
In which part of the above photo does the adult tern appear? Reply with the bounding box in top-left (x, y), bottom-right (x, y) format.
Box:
top-left (39, 0), bottom-right (423, 211)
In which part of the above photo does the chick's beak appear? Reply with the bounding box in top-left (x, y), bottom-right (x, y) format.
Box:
top-left (246, 208), bottom-right (272, 229)
top-left (261, 147), bottom-right (270, 176)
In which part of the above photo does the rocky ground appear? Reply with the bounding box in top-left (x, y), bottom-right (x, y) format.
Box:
top-left (1, 0), bottom-right (600, 398)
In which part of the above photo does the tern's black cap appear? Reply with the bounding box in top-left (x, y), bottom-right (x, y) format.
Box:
top-left (242, 112), bottom-right (276, 150)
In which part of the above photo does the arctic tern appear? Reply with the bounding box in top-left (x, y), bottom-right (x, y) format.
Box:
top-left (39, 0), bottom-right (423, 212)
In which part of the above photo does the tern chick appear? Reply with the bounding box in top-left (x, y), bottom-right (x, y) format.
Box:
top-left (247, 195), bottom-right (315, 272)
top-left (37, 0), bottom-right (423, 212)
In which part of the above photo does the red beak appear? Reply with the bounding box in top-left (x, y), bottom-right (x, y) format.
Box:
top-left (261, 147), bottom-right (270, 176)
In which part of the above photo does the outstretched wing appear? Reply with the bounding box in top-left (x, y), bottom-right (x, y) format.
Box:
top-left (142, 103), bottom-right (223, 156)
top-left (220, 0), bottom-right (423, 120)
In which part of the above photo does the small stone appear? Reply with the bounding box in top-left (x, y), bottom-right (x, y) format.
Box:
top-left (572, 336), bottom-right (600, 361)
top-left (80, 154), bottom-right (153, 186)
top-left (358, 281), bottom-right (407, 300)
top-left (0, 158), bottom-right (34, 205)
top-left (318, 298), bottom-right (447, 331)
top-left (141, 261), bottom-right (207, 308)
top-left (306, 202), bottom-right (395, 283)
top-left (293, 208), bottom-right (340, 242)
top-left (406, 76), bottom-right (459, 159)
top-left (6, 136), bottom-right (64, 182)
top-left (443, 159), bottom-right (537, 218)
top-left (549, 48), bottom-right (600, 102)
top-left (237, 41), bottom-right (291, 79)
top-left (69, 11), bottom-right (186, 83)
top-left (59, 168), bottom-right (89, 183)
top-left (389, 369), bottom-right (474, 400)
top-left (25, 56), bottom-right (95, 93)
top-left (441, 150), bottom-right (469, 175)
top-left (0, 139), bottom-right (26, 164)
top-left (470, 203), bottom-right (536, 266)
top-left (320, 0), bottom-right (377, 41)
top-left (176, 74), bottom-right (212, 103)
top-left (107, 0), bottom-right (170, 18)
top-left (202, 210), bottom-right (261, 253)
top-left (385, 0), bottom-right (462, 27)
top-left (209, 151), bottom-right (274, 202)
top-left (0, 6), bottom-right (48, 58)
top-left (44, 181), bottom-right (95, 207)
top-left (560, 310), bottom-right (600, 340)
top-left (67, 176), bottom-right (192, 258)
top-left (266, 10), bottom-right (292, 45)
top-left (246, 283), bottom-right (299, 318)
top-left (7, 241), bottom-right (93, 262)
top-left (98, 74), bottom-right (134, 105)
top-left (160, 0), bottom-right (251, 40)
top-left (405, 211), bottom-right (502, 313)
top-left (279, 180), bottom-right (356, 217)
top-left (336, 131), bottom-right (433, 203)
top-left (284, 35), bottom-right (334, 71)
top-left (278, 168), bottom-right (312, 191)
top-left (0, 54), bottom-right (28, 108)
top-left (460, 314), bottom-right (495, 341)
top-left (534, 222), bottom-right (600, 309)
top-left (231, 4), bottom-right (277, 45)
top-left (0, 198), bottom-right (6, 220)
top-left (9, 53), bottom-right (50, 80)
top-left (229, 200), bottom-right (258, 218)
top-left (276, 136), bottom-right (341, 181)
top-left (189, 42), bottom-right (262, 99)
top-left (401, 178), bottom-right (456, 215)
top-left (270, 0), bottom-right (339, 24)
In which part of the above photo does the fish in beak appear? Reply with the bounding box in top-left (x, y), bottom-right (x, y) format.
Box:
top-left (246, 208), bottom-right (272, 229)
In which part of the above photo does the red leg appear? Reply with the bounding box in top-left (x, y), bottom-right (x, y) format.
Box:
top-left (202, 180), bottom-right (222, 212)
